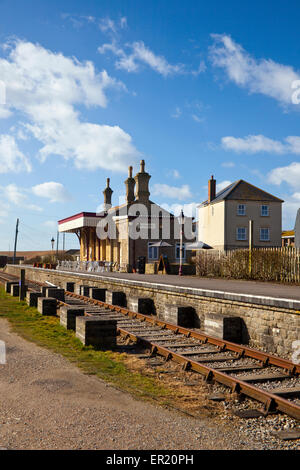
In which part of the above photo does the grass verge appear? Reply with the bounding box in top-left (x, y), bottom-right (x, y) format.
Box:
top-left (0, 286), bottom-right (174, 407)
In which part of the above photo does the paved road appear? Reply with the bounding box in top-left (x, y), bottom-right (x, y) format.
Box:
top-left (85, 271), bottom-right (300, 302)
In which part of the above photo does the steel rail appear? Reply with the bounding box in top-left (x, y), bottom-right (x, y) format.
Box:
top-left (1, 274), bottom-right (300, 420)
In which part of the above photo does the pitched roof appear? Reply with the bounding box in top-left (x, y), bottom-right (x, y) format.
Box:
top-left (200, 180), bottom-right (284, 206)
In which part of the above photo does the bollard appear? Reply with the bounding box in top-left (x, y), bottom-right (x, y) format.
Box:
top-left (60, 306), bottom-right (85, 330)
top-left (76, 317), bottom-right (117, 349)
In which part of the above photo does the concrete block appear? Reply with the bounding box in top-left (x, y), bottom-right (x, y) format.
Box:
top-left (26, 291), bottom-right (42, 307)
top-left (65, 282), bottom-right (75, 292)
top-left (5, 281), bottom-right (19, 294)
top-left (79, 285), bottom-right (90, 297)
top-left (127, 297), bottom-right (155, 315)
top-left (37, 297), bottom-right (57, 316)
top-left (11, 284), bottom-right (20, 297)
top-left (106, 290), bottom-right (126, 307)
top-left (60, 306), bottom-right (85, 330)
top-left (89, 287), bottom-right (106, 301)
top-left (204, 312), bottom-right (242, 343)
top-left (76, 317), bottom-right (117, 349)
top-left (162, 304), bottom-right (197, 328)
top-left (45, 287), bottom-right (65, 301)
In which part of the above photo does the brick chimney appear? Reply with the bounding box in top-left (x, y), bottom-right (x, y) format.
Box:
top-left (124, 166), bottom-right (135, 203)
top-left (134, 160), bottom-right (151, 203)
top-left (103, 177), bottom-right (113, 211)
top-left (208, 175), bottom-right (216, 203)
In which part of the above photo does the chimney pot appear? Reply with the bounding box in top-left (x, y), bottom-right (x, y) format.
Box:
top-left (208, 175), bottom-right (216, 203)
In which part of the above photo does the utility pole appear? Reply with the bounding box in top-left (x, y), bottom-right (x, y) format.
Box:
top-left (56, 231), bottom-right (59, 261)
top-left (249, 219), bottom-right (253, 277)
top-left (13, 218), bottom-right (19, 265)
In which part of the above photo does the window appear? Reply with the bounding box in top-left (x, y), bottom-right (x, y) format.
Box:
top-left (261, 205), bottom-right (269, 217)
top-left (236, 227), bottom-right (247, 240)
top-left (175, 243), bottom-right (186, 260)
top-left (237, 204), bottom-right (246, 216)
top-left (148, 242), bottom-right (158, 260)
top-left (260, 228), bottom-right (270, 241)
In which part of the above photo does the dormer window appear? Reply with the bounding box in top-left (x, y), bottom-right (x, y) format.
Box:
top-left (237, 204), bottom-right (246, 216)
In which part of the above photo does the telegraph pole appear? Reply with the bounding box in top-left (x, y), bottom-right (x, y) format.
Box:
top-left (13, 218), bottom-right (19, 265)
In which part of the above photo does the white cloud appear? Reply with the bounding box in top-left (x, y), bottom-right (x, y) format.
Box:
top-left (222, 134), bottom-right (300, 154)
top-left (99, 40), bottom-right (185, 76)
top-left (216, 180), bottom-right (232, 192)
top-left (221, 161), bottom-right (235, 168)
top-left (167, 169), bottom-right (181, 179)
top-left (268, 162), bottom-right (300, 189)
top-left (210, 34), bottom-right (300, 106)
top-left (152, 183), bottom-right (192, 200)
top-left (32, 182), bottom-right (71, 203)
top-left (0, 135), bottom-right (31, 173)
top-left (171, 107), bottom-right (181, 119)
top-left (0, 183), bottom-right (42, 212)
top-left (160, 202), bottom-right (198, 218)
top-left (0, 40), bottom-right (140, 173)
top-left (44, 220), bottom-right (58, 229)
top-left (192, 114), bottom-right (205, 123)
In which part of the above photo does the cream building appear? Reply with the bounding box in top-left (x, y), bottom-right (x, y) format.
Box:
top-left (58, 161), bottom-right (195, 272)
top-left (198, 177), bottom-right (283, 250)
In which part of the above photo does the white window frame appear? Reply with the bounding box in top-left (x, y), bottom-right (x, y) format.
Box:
top-left (237, 204), bottom-right (246, 216)
top-left (175, 242), bottom-right (186, 261)
top-left (260, 228), bottom-right (270, 241)
top-left (148, 242), bottom-right (158, 260)
top-left (236, 227), bottom-right (247, 241)
top-left (261, 205), bottom-right (269, 217)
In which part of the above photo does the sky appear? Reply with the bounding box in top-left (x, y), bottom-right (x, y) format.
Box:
top-left (0, 0), bottom-right (300, 251)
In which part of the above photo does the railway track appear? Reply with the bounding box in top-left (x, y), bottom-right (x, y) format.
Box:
top-left (0, 271), bottom-right (300, 422)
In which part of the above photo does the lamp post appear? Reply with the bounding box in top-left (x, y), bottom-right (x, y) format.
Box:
top-left (179, 210), bottom-right (184, 276)
top-left (51, 237), bottom-right (55, 262)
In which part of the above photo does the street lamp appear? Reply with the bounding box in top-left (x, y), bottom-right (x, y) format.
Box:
top-left (179, 210), bottom-right (184, 276)
top-left (51, 237), bottom-right (55, 251)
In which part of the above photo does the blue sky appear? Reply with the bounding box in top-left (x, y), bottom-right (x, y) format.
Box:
top-left (0, 0), bottom-right (300, 251)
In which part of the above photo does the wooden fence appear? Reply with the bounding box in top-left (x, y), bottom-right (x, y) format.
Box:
top-left (195, 247), bottom-right (300, 283)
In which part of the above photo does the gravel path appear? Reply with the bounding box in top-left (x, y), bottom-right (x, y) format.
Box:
top-left (0, 318), bottom-right (297, 450)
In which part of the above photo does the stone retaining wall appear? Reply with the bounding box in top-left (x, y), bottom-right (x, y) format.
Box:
top-left (5, 265), bottom-right (300, 358)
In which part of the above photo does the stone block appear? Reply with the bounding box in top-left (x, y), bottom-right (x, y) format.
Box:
top-left (89, 287), bottom-right (106, 301)
top-left (76, 317), bottom-right (117, 349)
top-left (11, 284), bottom-right (20, 296)
top-left (204, 312), bottom-right (242, 343)
top-left (79, 285), bottom-right (90, 297)
top-left (106, 290), bottom-right (126, 307)
top-left (37, 297), bottom-right (57, 316)
top-left (162, 304), bottom-right (198, 328)
top-left (127, 296), bottom-right (155, 315)
top-left (26, 291), bottom-right (42, 307)
top-left (5, 281), bottom-right (19, 294)
top-left (45, 287), bottom-right (65, 302)
top-left (60, 306), bottom-right (85, 330)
